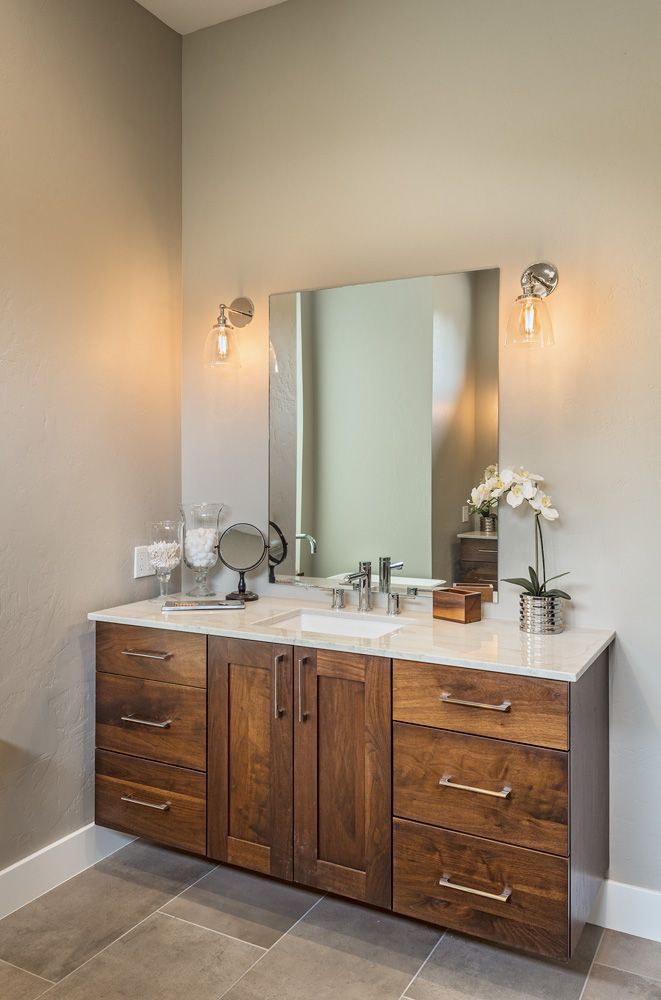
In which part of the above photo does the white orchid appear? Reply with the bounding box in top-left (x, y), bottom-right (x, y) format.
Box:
top-left (530, 490), bottom-right (559, 520)
top-left (506, 483), bottom-right (525, 507)
top-left (513, 466), bottom-right (544, 484)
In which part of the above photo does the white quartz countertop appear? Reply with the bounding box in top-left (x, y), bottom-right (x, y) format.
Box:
top-left (88, 595), bottom-right (614, 682)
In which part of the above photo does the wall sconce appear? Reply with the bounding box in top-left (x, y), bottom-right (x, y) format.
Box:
top-left (506, 262), bottom-right (558, 347)
top-left (204, 297), bottom-right (254, 368)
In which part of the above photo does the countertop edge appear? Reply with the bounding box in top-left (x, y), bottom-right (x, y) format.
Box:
top-left (87, 609), bottom-right (615, 683)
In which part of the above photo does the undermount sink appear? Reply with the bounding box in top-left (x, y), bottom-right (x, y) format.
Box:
top-left (255, 608), bottom-right (413, 639)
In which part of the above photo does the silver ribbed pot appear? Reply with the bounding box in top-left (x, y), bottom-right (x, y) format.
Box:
top-left (480, 515), bottom-right (497, 535)
top-left (519, 594), bottom-right (564, 634)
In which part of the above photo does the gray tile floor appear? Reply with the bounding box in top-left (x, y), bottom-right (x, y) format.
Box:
top-left (0, 841), bottom-right (659, 999)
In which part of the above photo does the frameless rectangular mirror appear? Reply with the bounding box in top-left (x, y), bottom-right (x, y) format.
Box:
top-left (268, 268), bottom-right (499, 597)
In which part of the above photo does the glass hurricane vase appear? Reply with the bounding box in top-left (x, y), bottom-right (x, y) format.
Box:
top-left (180, 502), bottom-right (225, 597)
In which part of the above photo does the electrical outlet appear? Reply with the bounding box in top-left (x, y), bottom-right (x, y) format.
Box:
top-left (462, 505), bottom-right (470, 523)
top-left (134, 545), bottom-right (155, 579)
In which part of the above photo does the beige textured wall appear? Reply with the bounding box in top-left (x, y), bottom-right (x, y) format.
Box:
top-left (0, 0), bottom-right (181, 868)
top-left (182, 0), bottom-right (661, 893)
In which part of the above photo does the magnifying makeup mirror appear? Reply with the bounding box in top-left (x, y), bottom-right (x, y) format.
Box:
top-left (218, 522), bottom-right (267, 602)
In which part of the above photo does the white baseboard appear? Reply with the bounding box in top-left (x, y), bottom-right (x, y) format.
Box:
top-left (591, 879), bottom-right (661, 942)
top-left (0, 823), bottom-right (134, 920)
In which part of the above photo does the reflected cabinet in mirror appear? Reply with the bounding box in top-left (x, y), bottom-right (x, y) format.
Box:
top-left (269, 269), bottom-right (499, 597)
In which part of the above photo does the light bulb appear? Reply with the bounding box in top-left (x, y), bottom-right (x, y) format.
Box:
top-left (506, 294), bottom-right (554, 347)
top-left (204, 317), bottom-right (241, 368)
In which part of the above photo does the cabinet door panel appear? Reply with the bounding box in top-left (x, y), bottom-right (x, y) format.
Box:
top-left (208, 638), bottom-right (293, 880)
top-left (294, 647), bottom-right (391, 908)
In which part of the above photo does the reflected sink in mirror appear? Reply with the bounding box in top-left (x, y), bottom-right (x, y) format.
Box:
top-left (327, 573), bottom-right (446, 591)
top-left (255, 608), bottom-right (414, 640)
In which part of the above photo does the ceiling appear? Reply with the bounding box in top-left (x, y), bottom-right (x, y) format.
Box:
top-left (136, 0), bottom-right (287, 34)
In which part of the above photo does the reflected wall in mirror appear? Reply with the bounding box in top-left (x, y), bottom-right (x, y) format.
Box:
top-left (269, 269), bottom-right (499, 595)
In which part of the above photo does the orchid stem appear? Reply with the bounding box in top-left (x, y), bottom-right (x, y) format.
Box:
top-left (535, 514), bottom-right (547, 592)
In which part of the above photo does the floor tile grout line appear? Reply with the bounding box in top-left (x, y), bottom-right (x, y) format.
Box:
top-left (214, 894), bottom-right (327, 1000)
top-left (157, 910), bottom-right (268, 952)
top-left (590, 957), bottom-right (661, 987)
top-left (577, 927), bottom-right (606, 1000)
top-left (36, 910), bottom-right (159, 997)
top-left (32, 860), bottom-right (218, 993)
top-left (0, 956), bottom-right (55, 985)
top-left (396, 929), bottom-right (447, 1000)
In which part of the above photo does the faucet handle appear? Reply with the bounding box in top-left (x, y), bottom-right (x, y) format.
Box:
top-left (331, 588), bottom-right (345, 610)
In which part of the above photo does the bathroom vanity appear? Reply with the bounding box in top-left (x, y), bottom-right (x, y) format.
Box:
top-left (89, 598), bottom-right (613, 961)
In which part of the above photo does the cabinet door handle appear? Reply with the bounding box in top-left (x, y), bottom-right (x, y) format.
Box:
top-left (122, 649), bottom-right (172, 661)
top-left (439, 873), bottom-right (511, 903)
top-left (439, 774), bottom-right (512, 799)
top-left (274, 654), bottom-right (285, 719)
top-left (477, 548), bottom-right (496, 553)
top-left (298, 656), bottom-right (309, 722)
top-left (440, 692), bottom-right (511, 713)
top-left (121, 793), bottom-right (170, 812)
top-left (120, 714), bottom-right (172, 729)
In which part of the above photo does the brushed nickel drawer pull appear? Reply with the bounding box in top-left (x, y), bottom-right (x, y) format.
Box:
top-left (120, 714), bottom-right (172, 729)
top-left (439, 873), bottom-right (511, 903)
top-left (122, 649), bottom-right (172, 661)
top-left (121, 793), bottom-right (170, 812)
top-left (298, 656), bottom-right (309, 722)
top-left (440, 692), bottom-right (511, 713)
top-left (439, 774), bottom-right (512, 799)
top-left (274, 654), bottom-right (285, 719)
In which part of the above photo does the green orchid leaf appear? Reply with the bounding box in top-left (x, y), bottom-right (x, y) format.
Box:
top-left (544, 589), bottom-right (572, 599)
top-left (528, 566), bottom-right (540, 593)
top-left (543, 571), bottom-right (571, 585)
top-left (503, 577), bottom-right (536, 595)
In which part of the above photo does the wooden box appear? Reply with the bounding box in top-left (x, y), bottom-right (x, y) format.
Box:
top-left (433, 586), bottom-right (482, 623)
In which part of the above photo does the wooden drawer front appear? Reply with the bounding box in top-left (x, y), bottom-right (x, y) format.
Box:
top-left (461, 539), bottom-right (498, 563)
top-left (393, 661), bottom-right (568, 750)
top-left (457, 562), bottom-right (498, 585)
top-left (96, 673), bottom-right (206, 771)
top-left (394, 723), bottom-right (568, 855)
top-left (393, 819), bottom-right (569, 960)
top-left (96, 622), bottom-right (206, 688)
top-left (96, 750), bottom-right (206, 855)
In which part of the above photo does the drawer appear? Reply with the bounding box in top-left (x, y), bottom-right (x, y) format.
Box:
top-left (393, 661), bottom-right (568, 750)
top-left (394, 723), bottom-right (568, 855)
top-left (96, 672), bottom-right (206, 771)
top-left (393, 818), bottom-right (568, 960)
top-left (96, 622), bottom-right (206, 688)
top-left (96, 750), bottom-right (206, 855)
top-left (460, 538), bottom-right (498, 563)
top-left (456, 562), bottom-right (498, 584)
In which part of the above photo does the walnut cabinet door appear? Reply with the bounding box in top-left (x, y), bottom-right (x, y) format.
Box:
top-left (207, 637), bottom-right (294, 879)
top-left (293, 646), bottom-right (392, 908)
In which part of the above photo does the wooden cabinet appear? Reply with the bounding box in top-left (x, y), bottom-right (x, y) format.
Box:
top-left (94, 621), bottom-right (608, 962)
top-left (456, 534), bottom-right (498, 589)
top-left (95, 624), bottom-right (208, 856)
top-left (293, 647), bottom-right (391, 907)
top-left (391, 654), bottom-right (609, 960)
top-left (207, 638), bottom-right (294, 880)
top-left (206, 640), bottom-right (392, 905)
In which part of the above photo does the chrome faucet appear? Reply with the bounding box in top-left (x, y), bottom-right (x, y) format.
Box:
top-left (344, 560), bottom-right (372, 612)
top-left (296, 532), bottom-right (317, 555)
top-left (379, 556), bottom-right (404, 593)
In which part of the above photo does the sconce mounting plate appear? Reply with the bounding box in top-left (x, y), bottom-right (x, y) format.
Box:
top-left (521, 262), bottom-right (558, 298)
top-left (228, 297), bottom-right (255, 327)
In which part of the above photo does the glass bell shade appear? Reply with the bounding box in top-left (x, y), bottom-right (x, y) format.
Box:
top-left (204, 318), bottom-right (241, 368)
top-left (506, 294), bottom-right (555, 347)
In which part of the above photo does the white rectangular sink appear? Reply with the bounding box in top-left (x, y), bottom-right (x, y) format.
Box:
top-left (255, 608), bottom-right (413, 639)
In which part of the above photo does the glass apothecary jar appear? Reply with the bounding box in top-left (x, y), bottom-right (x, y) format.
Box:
top-left (148, 520), bottom-right (182, 601)
top-left (180, 502), bottom-right (224, 596)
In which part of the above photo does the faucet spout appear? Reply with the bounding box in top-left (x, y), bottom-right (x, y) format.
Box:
top-left (296, 532), bottom-right (317, 555)
top-left (379, 556), bottom-right (404, 593)
top-left (345, 561), bottom-right (372, 612)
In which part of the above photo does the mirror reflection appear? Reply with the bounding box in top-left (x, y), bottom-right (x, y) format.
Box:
top-left (269, 269), bottom-right (499, 595)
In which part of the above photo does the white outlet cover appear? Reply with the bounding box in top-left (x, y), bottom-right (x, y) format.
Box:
top-left (134, 545), bottom-right (155, 579)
